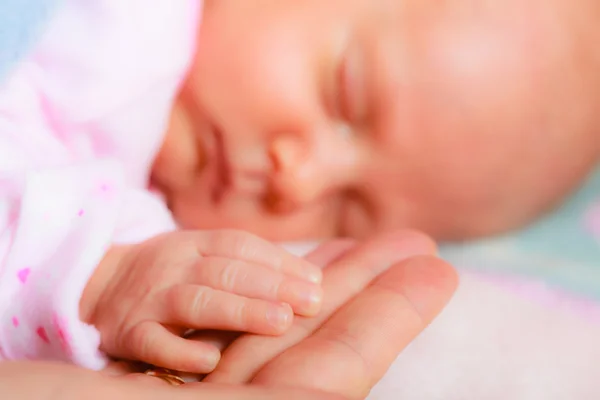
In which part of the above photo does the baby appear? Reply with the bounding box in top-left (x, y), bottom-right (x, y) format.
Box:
top-left (155, 0), bottom-right (600, 241)
top-left (1, 0), bottom-right (599, 378)
top-left (0, 0), bottom-right (324, 374)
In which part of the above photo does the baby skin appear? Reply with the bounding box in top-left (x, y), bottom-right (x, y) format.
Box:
top-left (145, 0), bottom-right (600, 376)
top-left (91, 0), bottom-right (600, 375)
top-left (154, 0), bottom-right (600, 241)
top-left (82, 230), bottom-right (324, 373)
top-left (2, 0), bottom-right (600, 385)
top-left (0, 0), bottom-right (329, 377)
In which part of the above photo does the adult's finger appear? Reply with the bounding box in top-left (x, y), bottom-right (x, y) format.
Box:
top-left (116, 377), bottom-right (350, 400)
top-left (252, 255), bottom-right (458, 399)
top-left (1, 360), bottom-right (349, 400)
top-left (302, 239), bottom-right (357, 268)
top-left (181, 383), bottom-right (349, 400)
top-left (206, 230), bottom-right (438, 384)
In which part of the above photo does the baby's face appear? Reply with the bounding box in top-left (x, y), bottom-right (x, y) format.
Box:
top-left (152, 0), bottom-right (600, 241)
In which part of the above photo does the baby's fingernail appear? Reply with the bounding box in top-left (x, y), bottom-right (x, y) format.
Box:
top-left (266, 303), bottom-right (292, 330)
top-left (203, 350), bottom-right (221, 370)
top-left (303, 264), bottom-right (323, 284)
top-left (289, 281), bottom-right (323, 315)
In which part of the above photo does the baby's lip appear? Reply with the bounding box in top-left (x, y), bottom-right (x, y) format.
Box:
top-left (204, 125), bottom-right (271, 203)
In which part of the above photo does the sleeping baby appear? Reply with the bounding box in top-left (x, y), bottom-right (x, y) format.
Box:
top-left (1, 0), bottom-right (599, 394)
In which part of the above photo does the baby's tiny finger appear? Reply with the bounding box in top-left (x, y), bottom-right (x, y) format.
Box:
top-left (125, 321), bottom-right (221, 374)
top-left (193, 230), bottom-right (323, 283)
top-left (168, 284), bottom-right (294, 335)
top-left (193, 257), bottom-right (323, 316)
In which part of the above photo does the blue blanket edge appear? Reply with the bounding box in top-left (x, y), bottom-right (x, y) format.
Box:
top-left (0, 0), bottom-right (60, 81)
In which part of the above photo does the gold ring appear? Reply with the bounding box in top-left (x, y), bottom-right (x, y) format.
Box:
top-left (144, 368), bottom-right (186, 386)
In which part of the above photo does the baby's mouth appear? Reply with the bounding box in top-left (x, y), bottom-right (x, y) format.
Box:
top-left (200, 121), bottom-right (274, 207)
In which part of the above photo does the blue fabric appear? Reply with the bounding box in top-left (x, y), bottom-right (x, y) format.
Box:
top-left (441, 167), bottom-right (600, 299)
top-left (0, 0), bottom-right (59, 80)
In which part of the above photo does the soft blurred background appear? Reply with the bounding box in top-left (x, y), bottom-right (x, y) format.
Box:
top-left (440, 168), bottom-right (600, 300)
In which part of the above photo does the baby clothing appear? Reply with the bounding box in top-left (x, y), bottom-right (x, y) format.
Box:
top-left (0, 0), bottom-right (201, 369)
top-left (0, 0), bottom-right (60, 80)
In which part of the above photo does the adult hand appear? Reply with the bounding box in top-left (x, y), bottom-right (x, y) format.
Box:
top-left (102, 230), bottom-right (456, 399)
top-left (201, 231), bottom-right (458, 399)
top-left (0, 361), bottom-right (345, 400)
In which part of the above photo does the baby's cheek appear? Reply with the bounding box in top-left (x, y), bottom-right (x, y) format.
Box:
top-left (152, 105), bottom-right (202, 192)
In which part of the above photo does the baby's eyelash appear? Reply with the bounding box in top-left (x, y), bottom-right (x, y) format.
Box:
top-left (336, 44), bottom-right (367, 125)
top-left (336, 52), bottom-right (353, 121)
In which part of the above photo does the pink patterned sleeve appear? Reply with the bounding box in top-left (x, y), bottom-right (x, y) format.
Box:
top-left (0, 0), bottom-right (200, 369)
top-left (0, 163), bottom-right (176, 369)
top-left (0, 161), bottom-right (123, 369)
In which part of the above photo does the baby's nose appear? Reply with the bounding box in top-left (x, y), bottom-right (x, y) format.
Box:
top-left (268, 134), bottom-right (355, 211)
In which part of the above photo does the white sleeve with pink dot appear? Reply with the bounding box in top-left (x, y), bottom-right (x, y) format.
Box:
top-left (0, 0), bottom-right (200, 369)
top-left (0, 161), bottom-right (123, 369)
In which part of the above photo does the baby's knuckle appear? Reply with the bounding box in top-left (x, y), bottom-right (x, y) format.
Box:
top-left (269, 278), bottom-right (284, 299)
top-left (231, 300), bottom-right (252, 326)
top-left (228, 233), bottom-right (255, 256)
top-left (127, 322), bottom-right (154, 358)
top-left (218, 261), bottom-right (245, 291)
top-left (190, 286), bottom-right (214, 314)
top-left (209, 229), bottom-right (244, 252)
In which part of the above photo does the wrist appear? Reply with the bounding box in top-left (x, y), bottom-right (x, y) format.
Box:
top-left (80, 245), bottom-right (133, 325)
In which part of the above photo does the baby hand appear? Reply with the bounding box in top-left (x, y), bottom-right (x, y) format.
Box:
top-left (80, 230), bottom-right (323, 373)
